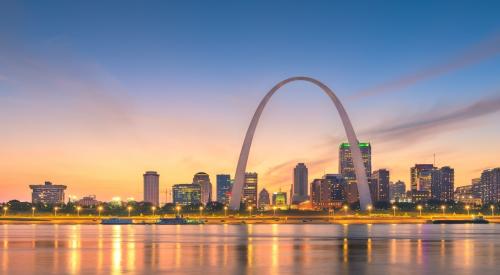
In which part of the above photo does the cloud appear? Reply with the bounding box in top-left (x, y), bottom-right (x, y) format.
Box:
top-left (364, 94), bottom-right (500, 143)
top-left (349, 32), bottom-right (500, 100)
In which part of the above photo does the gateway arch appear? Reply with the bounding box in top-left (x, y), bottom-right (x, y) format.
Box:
top-left (228, 76), bottom-right (372, 211)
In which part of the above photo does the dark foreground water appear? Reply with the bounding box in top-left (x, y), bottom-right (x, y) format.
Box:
top-left (1, 224), bottom-right (499, 274)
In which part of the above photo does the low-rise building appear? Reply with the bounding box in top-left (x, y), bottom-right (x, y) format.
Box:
top-left (29, 181), bottom-right (67, 205)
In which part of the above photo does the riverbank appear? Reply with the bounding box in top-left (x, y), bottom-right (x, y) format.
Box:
top-left (1, 215), bottom-right (499, 225)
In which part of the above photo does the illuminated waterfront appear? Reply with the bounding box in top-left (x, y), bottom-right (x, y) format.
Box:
top-left (1, 224), bottom-right (499, 274)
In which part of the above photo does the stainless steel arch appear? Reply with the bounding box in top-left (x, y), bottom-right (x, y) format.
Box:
top-left (228, 76), bottom-right (373, 210)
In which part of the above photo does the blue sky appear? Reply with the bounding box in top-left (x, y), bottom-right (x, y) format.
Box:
top-left (1, 1), bottom-right (499, 201)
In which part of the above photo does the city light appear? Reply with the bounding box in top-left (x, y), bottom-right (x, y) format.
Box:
top-left (3, 206), bottom-right (8, 216)
top-left (491, 205), bottom-right (495, 216)
top-left (127, 206), bottom-right (132, 217)
top-left (54, 207), bottom-right (59, 216)
top-left (273, 206), bottom-right (277, 216)
top-left (247, 206), bottom-right (253, 217)
top-left (31, 207), bottom-right (36, 217)
top-left (151, 206), bottom-right (157, 217)
top-left (441, 205), bottom-right (446, 216)
top-left (176, 205), bottom-right (181, 216)
top-left (367, 205), bottom-right (372, 216)
top-left (98, 206), bottom-right (103, 217)
top-left (224, 206), bottom-right (228, 217)
top-left (392, 205), bottom-right (397, 216)
top-left (343, 205), bottom-right (349, 215)
top-left (417, 205), bottom-right (422, 217)
top-left (199, 206), bottom-right (204, 217)
top-left (76, 206), bottom-right (82, 217)
top-left (465, 205), bottom-right (470, 216)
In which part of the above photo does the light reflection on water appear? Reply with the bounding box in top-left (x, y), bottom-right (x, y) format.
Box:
top-left (0, 224), bottom-right (499, 274)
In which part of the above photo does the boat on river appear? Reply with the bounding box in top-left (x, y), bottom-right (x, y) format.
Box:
top-left (101, 218), bottom-right (134, 225)
top-left (430, 216), bottom-right (489, 224)
top-left (156, 217), bottom-right (204, 225)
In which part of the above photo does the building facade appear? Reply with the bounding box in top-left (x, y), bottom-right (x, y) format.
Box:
top-left (77, 195), bottom-right (100, 207)
top-left (390, 180), bottom-right (406, 201)
top-left (172, 184), bottom-right (201, 205)
top-left (242, 172), bottom-right (258, 207)
top-left (411, 164), bottom-right (435, 192)
top-left (480, 168), bottom-right (500, 203)
top-left (292, 163), bottom-right (309, 204)
top-left (339, 142), bottom-right (371, 204)
top-left (272, 191), bottom-right (287, 208)
top-left (216, 174), bottom-right (232, 205)
top-left (29, 181), bottom-right (67, 204)
top-left (193, 172), bottom-right (212, 205)
top-left (371, 169), bottom-right (390, 202)
top-left (258, 188), bottom-right (271, 208)
top-left (324, 174), bottom-right (346, 208)
top-left (143, 171), bottom-right (160, 206)
top-left (430, 166), bottom-right (454, 202)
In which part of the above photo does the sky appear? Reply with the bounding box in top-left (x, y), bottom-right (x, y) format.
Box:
top-left (1, 1), bottom-right (499, 202)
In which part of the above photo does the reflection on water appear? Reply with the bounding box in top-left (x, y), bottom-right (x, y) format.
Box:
top-left (1, 224), bottom-right (499, 274)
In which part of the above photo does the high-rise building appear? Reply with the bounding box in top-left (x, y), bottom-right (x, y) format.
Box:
top-left (143, 171), bottom-right (160, 206)
top-left (411, 164), bottom-right (435, 192)
top-left (193, 172), bottom-right (212, 205)
top-left (272, 191), bottom-right (287, 207)
top-left (339, 142), bottom-right (371, 203)
top-left (258, 188), bottom-right (271, 208)
top-left (455, 185), bottom-right (481, 205)
top-left (390, 180), bottom-right (406, 201)
top-left (471, 178), bottom-right (482, 199)
top-left (216, 174), bottom-right (232, 205)
top-left (480, 168), bottom-right (500, 203)
top-left (371, 169), bottom-right (390, 202)
top-left (324, 174), bottom-right (346, 208)
top-left (242, 172), bottom-right (258, 207)
top-left (29, 181), bottom-right (67, 204)
top-left (172, 184), bottom-right (201, 205)
top-left (431, 166), bottom-right (454, 201)
top-left (292, 163), bottom-right (309, 204)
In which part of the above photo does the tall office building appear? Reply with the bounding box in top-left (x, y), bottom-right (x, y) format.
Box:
top-left (339, 142), bottom-right (371, 203)
top-left (216, 174), bottom-right (232, 205)
top-left (258, 188), bottom-right (271, 208)
top-left (411, 164), bottom-right (435, 192)
top-left (431, 166), bottom-right (454, 201)
top-left (292, 163), bottom-right (309, 204)
top-left (371, 169), bottom-right (390, 202)
top-left (172, 184), bottom-right (201, 205)
top-left (324, 174), bottom-right (346, 208)
top-left (390, 180), bottom-right (406, 201)
top-left (242, 172), bottom-right (258, 207)
top-left (143, 171), bottom-right (160, 206)
top-left (193, 172), bottom-right (212, 205)
top-left (29, 181), bottom-right (67, 204)
top-left (471, 178), bottom-right (482, 199)
top-left (480, 168), bottom-right (500, 203)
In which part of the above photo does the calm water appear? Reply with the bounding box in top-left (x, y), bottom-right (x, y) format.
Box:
top-left (1, 224), bottom-right (499, 274)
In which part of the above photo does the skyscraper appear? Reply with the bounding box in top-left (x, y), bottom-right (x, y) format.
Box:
top-left (339, 142), bottom-right (371, 203)
top-left (471, 178), bottom-right (482, 199)
top-left (242, 172), bottom-right (258, 207)
top-left (371, 169), bottom-right (390, 202)
top-left (193, 172), bottom-right (212, 205)
top-left (292, 163), bottom-right (309, 204)
top-left (143, 171), bottom-right (159, 206)
top-left (411, 164), bottom-right (435, 192)
top-left (431, 166), bottom-right (454, 201)
top-left (258, 188), bottom-right (271, 208)
top-left (390, 180), bottom-right (406, 201)
top-left (216, 174), bottom-right (232, 205)
top-left (480, 168), bottom-right (500, 203)
top-left (172, 184), bottom-right (201, 205)
top-left (29, 181), bottom-right (67, 204)
top-left (324, 174), bottom-right (346, 208)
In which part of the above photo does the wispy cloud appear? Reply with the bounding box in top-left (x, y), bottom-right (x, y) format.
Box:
top-left (349, 32), bottom-right (500, 100)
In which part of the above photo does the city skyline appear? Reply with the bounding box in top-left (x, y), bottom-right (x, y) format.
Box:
top-left (1, 2), bottom-right (500, 202)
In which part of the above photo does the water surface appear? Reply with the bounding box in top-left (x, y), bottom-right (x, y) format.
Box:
top-left (1, 224), bottom-right (499, 274)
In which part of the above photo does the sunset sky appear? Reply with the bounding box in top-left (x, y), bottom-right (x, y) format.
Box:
top-left (1, 1), bottom-right (499, 202)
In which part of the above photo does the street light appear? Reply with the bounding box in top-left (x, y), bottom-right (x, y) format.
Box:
top-left (441, 205), bottom-right (446, 216)
top-left (32, 207), bottom-right (36, 217)
top-left (199, 206), bottom-right (204, 217)
top-left (343, 205), bottom-right (349, 215)
top-left (176, 206), bottom-right (181, 217)
top-left (491, 205), bottom-right (495, 216)
top-left (54, 207), bottom-right (59, 216)
top-left (247, 206), bottom-right (253, 217)
top-left (273, 206), bottom-right (277, 217)
top-left (2, 206), bottom-right (8, 216)
top-left (76, 206), bottom-right (82, 217)
top-left (98, 206), bottom-right (103, 217)
top-left (417, 205), bottom-right (423, 217)
top-left (465, 205), bottom-right (470, 216)
top-left (224, 206), bottom-right (228, 217)
top-left (392, 205), bottom-right (397, 217)
top-left (151, 206), bottom-right (157, 217)
top-left (127, 206), bottom-right (132, 217)
top-left (367, 205), bottom-right (372, 216)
